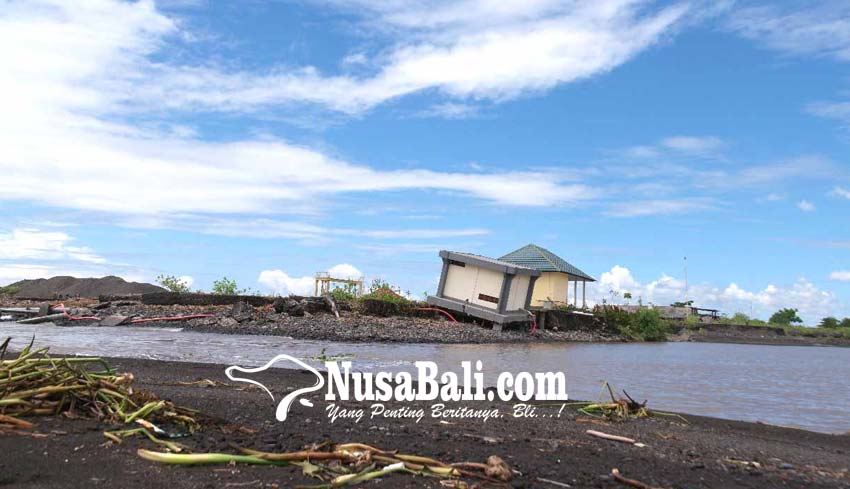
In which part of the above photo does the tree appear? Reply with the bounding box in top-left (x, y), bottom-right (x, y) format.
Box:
top-left (819, 317), bottom-right (840, 329)
top-left (769, 308), bottom-right (802, 325)
top-left (671, 300), bottom-right (694, 307)
top-left (840, 318), bottom-right (850, 329)
top-left (211, 277), bottom-right (245, 295)
top-left (156, 275), bottom-right (191, 293)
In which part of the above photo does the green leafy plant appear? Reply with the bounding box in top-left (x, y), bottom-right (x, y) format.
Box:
top-left (627, 308), bottom-right (670, 341)
top-left (368, 278), bottom-right (393, 293)
top-left (820, 316), bottom-right (840, 329)
top-left (211, 277), bottom-right (246, 295)
top-left (156, 275), bottom-right (191, 293)
top-left (596, 306), bottom-right (670, 341)
top-left (769, 308), bottom-right (802, 325)
top-left (841, 318), bottom-right (850, 329)
top-left (330, 286), bottom-right (356, 303)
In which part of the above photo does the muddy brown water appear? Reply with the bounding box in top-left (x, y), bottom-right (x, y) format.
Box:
top-left (2, 322), bottom-right (849, 434)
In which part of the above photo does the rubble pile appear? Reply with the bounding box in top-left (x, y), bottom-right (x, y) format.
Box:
top-left (2, 295), bottom-right (623, 344)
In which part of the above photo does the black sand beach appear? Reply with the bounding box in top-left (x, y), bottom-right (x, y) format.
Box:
top-left (2, 355), bottom-right (848, 488)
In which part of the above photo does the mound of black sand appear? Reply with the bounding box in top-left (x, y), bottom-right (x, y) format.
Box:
top-left (6, 276), bottom-right (165, 299)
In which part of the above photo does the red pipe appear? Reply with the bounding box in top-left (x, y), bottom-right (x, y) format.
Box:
top-left (414, 307), bottom-right (457, 322)
top-left (129, 314), bottom-right (215, 324)
top-left (53, 304), bottom-right (100, 321)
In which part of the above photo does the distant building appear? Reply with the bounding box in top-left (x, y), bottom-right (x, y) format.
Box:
top-left (499, 244), bottom-right (595, 308)
top-left (427, 250), bottom-right (540, 327)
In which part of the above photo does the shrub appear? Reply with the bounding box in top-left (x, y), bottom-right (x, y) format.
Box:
top-left (362, 279), bottom-right (409, 305)
top-left (596, 306), bottom-right (669, 341)
top-left (769, 308), bottom-right (802, 326)
top-left (595, 305), bottom-right (632, 336)
top-left (0, 285), bottom-right (21, 297)
top-left (211, 277), bottom-right (245, 295)
top-left (156, 275), bottom-right (191, 293)
top-left (627, 308), bottom-right (669, 341)
top-left (362, 287), bottom-right (409, 305)
top-left (684, 314), bottom-right (700, 327)
top-left (820, 317), bottom-right (840, 329)
top-left (729, 312), bottom-right (751, 324)
top-left (330, 288), bottom-right (356, 303)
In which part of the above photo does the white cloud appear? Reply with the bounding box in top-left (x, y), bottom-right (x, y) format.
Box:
top-left (830, 186), bottom-right (850, 199)
top-left (624, 145), bottom-right (661, 158)
top-left (762, 193), bottom-right (786, 202)
top-left (0, 264), bottom-right (81, 285)
top-left (258, 264), bottom-right (362, 296)
top-left (829, 270), bottom-right (850, 282)
top-left (806, 101), bottom-right (850, 121)
top-left (0, 229), bottom-right (105, 264)
top-left (604, 198), bottom-right (715, 217)
top-left (327, 264), bottom-right (363, 279)
top-left (178, 275), bottom-right (195, 288)
top-left (599, 265), bottom-right (641, 291)
top-left (0, 228), bottom-right (159, 287)
top-left (596, 265), bottom-right (842, 323)
top-left (257, 270), bottom-right (316, 296)
top-left (156, 1), bottom-right (689, 113)
top-left (660, 135), bottom-right (724, 153)
top-left (695, 155), bottom-right (835, 190)
top-left (797, 200), bottom-right (815, 212)
top-left (4, 1), bottom-right (691, 117)
top-left (418, 102), bottom-right (480, 119)
top-left (0, 1), bottom-right (604, 215)
top-left (143, 216), bottom-right (490, 241)
top-left (727, 4), bottom-right (850, 62)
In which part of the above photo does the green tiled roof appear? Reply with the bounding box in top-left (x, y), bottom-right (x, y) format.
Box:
top-left (499, 244), bottom-right (595, 281)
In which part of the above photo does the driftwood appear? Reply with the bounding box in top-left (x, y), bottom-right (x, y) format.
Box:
top-left (611, 468), bottom-right (663, 489)
top-left (323, 293), bottom-right (340, 319)
top-left (586, 430), bottom-right (636, 444)
top-left (537, 477), bottom-right (572, 487)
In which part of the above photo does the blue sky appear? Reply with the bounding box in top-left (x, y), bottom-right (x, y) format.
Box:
top-left (2, 0), bottom-right (850, 323)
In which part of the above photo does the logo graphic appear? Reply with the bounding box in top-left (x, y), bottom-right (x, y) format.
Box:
top-left (227, 357), bottom-right (569, 424)
top-left (225, 354), bottom-right (325, 421)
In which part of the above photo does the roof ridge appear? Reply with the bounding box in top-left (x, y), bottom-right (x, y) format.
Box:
top-left (535, 244), bottom-right (561, 270)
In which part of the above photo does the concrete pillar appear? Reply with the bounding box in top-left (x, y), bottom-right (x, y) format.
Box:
top-left (573, 280), bottom-right (578, 307)
top-left (582, 281), bottom-right (587, 308)
top-left (498, 274), bottom-right (514, 314)
top-left (436, 258), bottom-right (449, 297)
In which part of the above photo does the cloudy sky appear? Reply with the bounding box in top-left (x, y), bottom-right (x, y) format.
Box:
top-left (2, 0), bottom-right (850, 323)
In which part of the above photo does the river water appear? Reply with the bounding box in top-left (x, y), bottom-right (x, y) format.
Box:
top-left (2, 323), bottom-right (849, 434)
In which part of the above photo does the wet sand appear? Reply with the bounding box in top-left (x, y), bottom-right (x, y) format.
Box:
top-left (2, 355), bottom-right (849, 488)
